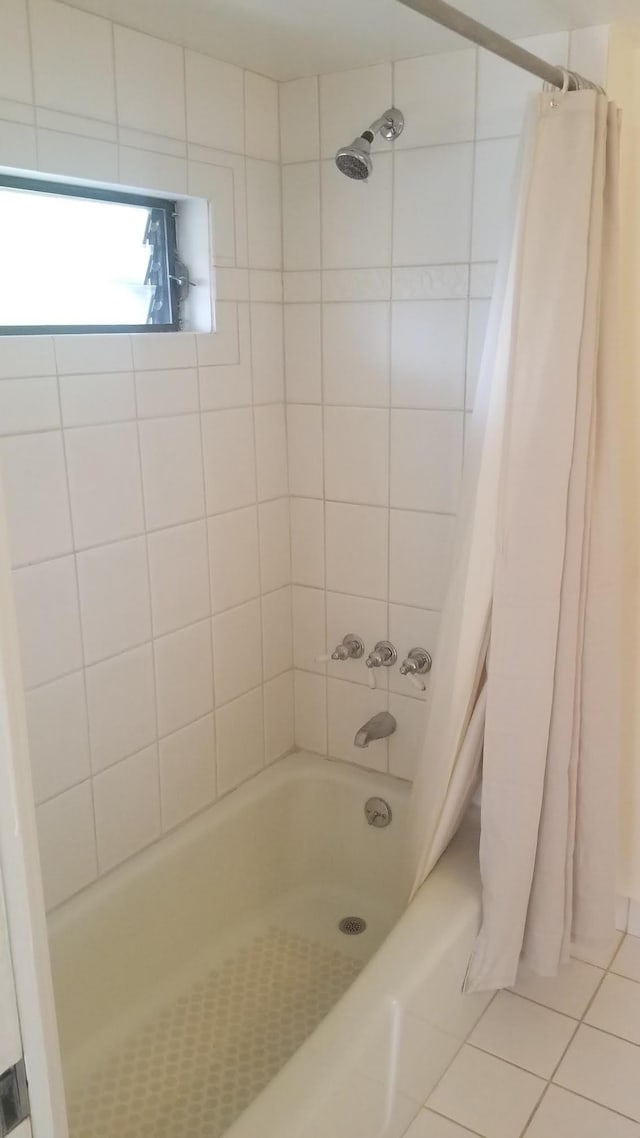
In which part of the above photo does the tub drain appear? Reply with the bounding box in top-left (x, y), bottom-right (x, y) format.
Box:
top-left (339, 916), bottom-right (367, 936)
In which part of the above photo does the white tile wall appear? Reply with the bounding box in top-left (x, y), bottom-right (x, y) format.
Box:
top-left (0, 0), bottom-right (294, 911)
top-left (283, 29), bottom-right (609, 775)
top-left (0, 7), bottom-right (610, 910)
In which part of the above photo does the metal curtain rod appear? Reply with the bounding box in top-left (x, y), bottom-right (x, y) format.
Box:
top-left (396, 0), bottom-right (581, 90)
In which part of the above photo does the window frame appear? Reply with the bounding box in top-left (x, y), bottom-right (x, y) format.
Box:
top-left (0, 174), bottom-right (181, 336)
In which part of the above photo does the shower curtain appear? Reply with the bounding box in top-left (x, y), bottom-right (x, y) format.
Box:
top-left (409, 88), bottom-right (621, 992)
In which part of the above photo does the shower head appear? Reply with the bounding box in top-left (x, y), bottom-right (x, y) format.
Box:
top-left (335, 107), bottom-right (404, 181)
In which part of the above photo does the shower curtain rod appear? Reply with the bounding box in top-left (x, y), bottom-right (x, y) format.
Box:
top-left (396, 0), bottom-right (586, 90)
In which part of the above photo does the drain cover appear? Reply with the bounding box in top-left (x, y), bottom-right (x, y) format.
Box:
top-left (339, 916), bottom-right (367, 936)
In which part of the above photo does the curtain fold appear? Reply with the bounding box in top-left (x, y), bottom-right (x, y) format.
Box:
top-left (408, 90), bottom-right (621, 992)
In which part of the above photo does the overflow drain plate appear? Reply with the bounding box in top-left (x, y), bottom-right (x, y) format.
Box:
top-left (339, 916), bottom-right (367, 936)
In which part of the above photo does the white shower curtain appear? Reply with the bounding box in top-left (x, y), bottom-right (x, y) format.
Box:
top-left (408, 88), bottom-right (621, 992)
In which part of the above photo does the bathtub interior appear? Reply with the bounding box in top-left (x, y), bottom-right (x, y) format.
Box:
top-left (46, 753), bottom-right (410, 1137)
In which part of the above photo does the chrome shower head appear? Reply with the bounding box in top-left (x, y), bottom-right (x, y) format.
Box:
top-left (335, 134), bottom-right (373, 181)
top-left (335, 108), bottom-right (404, 180)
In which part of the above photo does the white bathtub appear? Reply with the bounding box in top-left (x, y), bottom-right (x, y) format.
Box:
top-left (47, 752), bottom-right (488, 1138)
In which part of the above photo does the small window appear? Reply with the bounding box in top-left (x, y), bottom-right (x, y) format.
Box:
top-left (0, 175), bottom-right (187, 335)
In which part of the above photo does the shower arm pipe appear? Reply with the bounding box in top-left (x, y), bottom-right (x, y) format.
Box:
top-left (396, 0), bottom-right (584, 91)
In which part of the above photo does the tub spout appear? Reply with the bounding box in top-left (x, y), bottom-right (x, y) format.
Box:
top-left (354, 711), bottom-right (396, 748)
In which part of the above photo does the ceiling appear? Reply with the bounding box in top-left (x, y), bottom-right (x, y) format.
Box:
top-left (60, 0), bottom-right (640, 79)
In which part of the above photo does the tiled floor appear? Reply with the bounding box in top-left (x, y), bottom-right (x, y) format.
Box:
top-left (401, 933), bottom-right (640, 1138)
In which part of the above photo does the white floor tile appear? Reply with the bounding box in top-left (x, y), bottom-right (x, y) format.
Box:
top-left (571, 931), bottom-right (623, 969)
top-left (469, 991), bottom-right (576, 1078)
top-left (404, 1110), bottom-right (479, 1137)
top-left (511, 958), bottom-right (604, 1019)
top-left (585, 974), bottom-right (640, 1045)
top-left (611, 936), bottom-right (640, 983)
top-left (427, 1045), bottom-right (545, 1138)
top-left (524, 1085), bottom-right (639, 1138)
top-left (554, 1024), bottom-right (640, 1121)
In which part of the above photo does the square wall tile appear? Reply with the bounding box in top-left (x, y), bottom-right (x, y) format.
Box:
top-left (250, 303), bottom-right (284, 403)
top-left (132, 333), bottom-right (196, 373)
top-left (280, 77), bottom-right (319, 164)
top-left (1, 433), bottom-right (73, 567)
top-left (262, 586), bottom-right (292, 680)
top-left (282, 163), bottom-right (321, 271)
top-left (294, 669), bottom-right (327, 754)
top-left (147, 519), bottom-right (210, 636)
top-left (115, 26), bottom-right (185, 139)
top-left (467, 299), bottom-right (491, 410)
top-left (477, 33), bottom-right (568, 140)
top-left (393, 144), bottom-right (474, 266)
top-left (36, 782), bottom-right (97, 909)
top-left (0, 376), bottom-right (59, 435)
top-left (94, 745), bottom-right (160, 872)
top-left (38, 128), bottom-right (118, 183)
top-left (213, 599), bottom-right (262, 705)
top-left (470, 991), bottom-right (577, 1079)
top-left (0, 117), bottom-right (35, 167)
top-left (202, 408), bottom-right (256, 514)
top-left (77, 538), bottom-right (151, 665)
top-left (245, 71), bottom-right (279, 162)
top-left (26, 672), bottom-right (90, 804)
top-left (246, 159), bottom-right (282, 270)
top-left (139, 415), bottom-right (205, 530)
top-left (328, 678), bottom-right (388, 771)
top-left (208, 507), bottom-right (260, 613)
top-left (55, 334), bottom-right (132, 376)
top-left (323, 302), bottom-right (390, 407)
top-left (322, 155), bottom-right (392, 270)
top-left (13, 557), bottom-right (83, 689)
top-left (134, 368), bottom-right (198, 419)
top-left (159, 715), bottom-right (215, 830)
top-left (185, 50), bottom-right (244, 152)
top-left (292, 585), bottom-right (325, 673)
top-left (86, 644), bottom-right (156, 773)
top-left (254, 404), bottom-right (288, 501)
top-left (287, 405), bottom-right (323, 499)
top-left (569, 26), bottom-right (610, 88)
top-left (391, 409), bottom-right (463, 513)
top-left (0, 336), bottom-right (55, 379)
top-left (326, 503), bottom-right (388, 600)
top-left (290, 498), bottom-right (324, 589)
top-left (154, 619), bottom-right (213, 736)
top-left (0, 0), bottom-right (32, 103)
top-left (216, 687), bottom-right (264, 795)
top-left (264, 671), bottom-right (294, 763)
top-left (388, 692), bottom-right (428, 780)
top-left (472, 139), bottom-right (519, 263)
top-left (391, 300), bottom-right (467, 409)
top-left (60, 371), bottom-right (136, 427)
top-left (319, 63), bottom-right (391, 159)
top-left (284, 304), bottom-right (322, 403)
top-left (390, 510), bottom-right (455, 609)
top-left (258, 498), bottom-right (290, 593)
top-left (30, 0), bottom-right (115, 121)
top-left (65, 423), bottom-right (144, 549)
top-left (395, 50), bottom-right (475, 148)
top-left (324, 407), bottom-right (388, 506)
top-left (428, 1045), bottom-right (545, 1138)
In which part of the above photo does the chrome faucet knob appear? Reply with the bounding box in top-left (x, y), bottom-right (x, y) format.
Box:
top-left (330, 633), bottom-right (364, 662)
top-left (365, 641), bottom-right (397, 669)
top-left (399, 648), bottom-right (432, 691)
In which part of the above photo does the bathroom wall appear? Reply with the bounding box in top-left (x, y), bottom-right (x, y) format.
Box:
top-left (0, 0), bottom-right (291, 910)
top-left (282, 26), bottom-right (610, 782)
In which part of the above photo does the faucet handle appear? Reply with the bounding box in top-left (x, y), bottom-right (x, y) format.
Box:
top-left (399, 648), bottom-right (432, 691)
top-left (365, 641), bottom-right (397, 670)
top-left (315, 633), bottom-right (364, 665)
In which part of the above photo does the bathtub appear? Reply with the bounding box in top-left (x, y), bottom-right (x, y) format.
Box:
top-left (46, 751), bottom-right (489, 1138)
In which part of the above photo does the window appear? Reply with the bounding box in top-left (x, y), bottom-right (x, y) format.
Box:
top-left (0, 175), bottom-right (187, 335)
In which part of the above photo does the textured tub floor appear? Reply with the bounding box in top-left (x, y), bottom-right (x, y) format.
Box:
top-left (67, 925), bottom-right (363, 1138)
